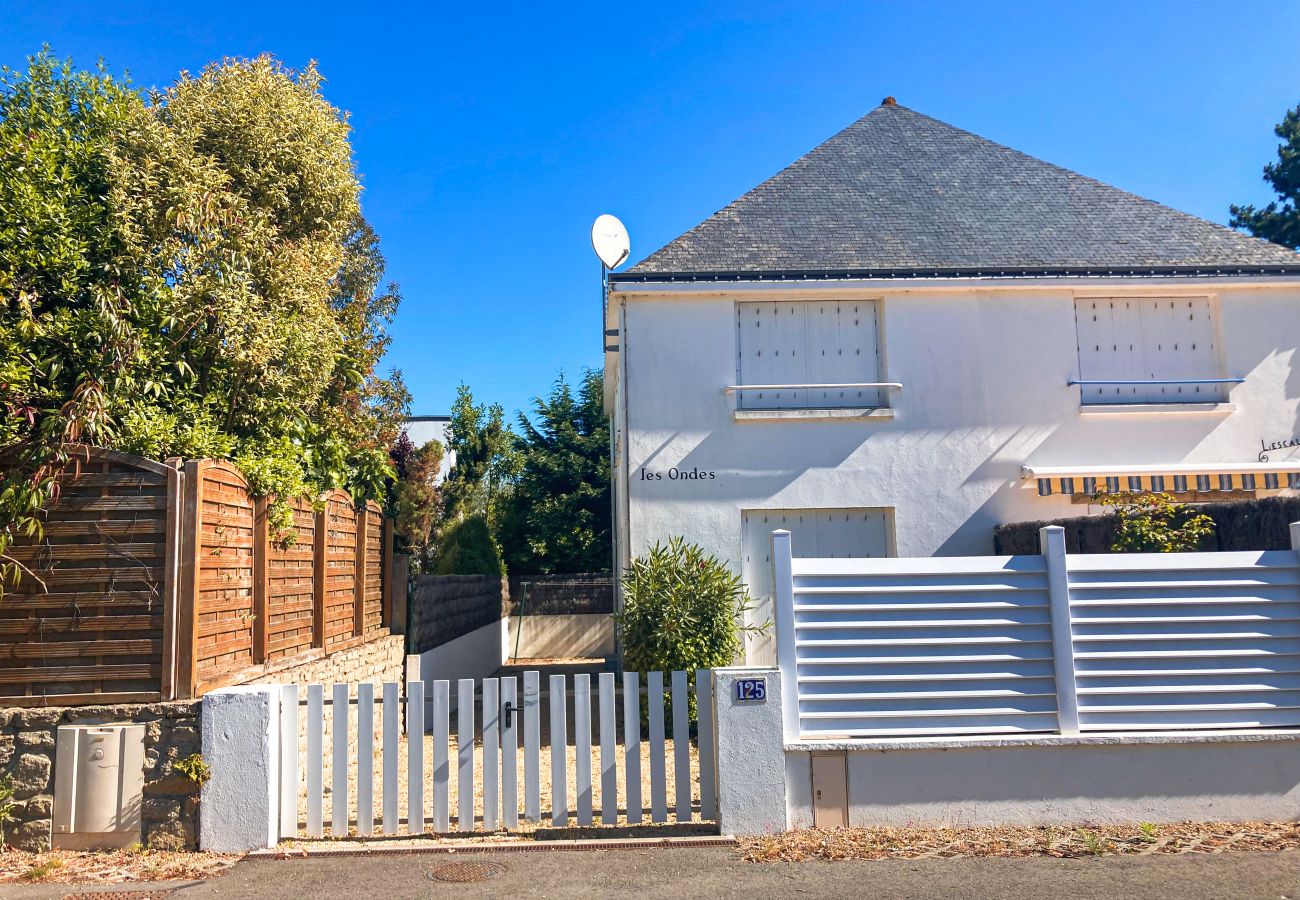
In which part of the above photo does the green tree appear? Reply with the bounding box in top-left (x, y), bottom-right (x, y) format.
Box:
top-left (440, 383), bottom-right (517, 528)
top-left (0, 53), bottom-right (153, 588)
top-left (498, 370), bottom-right (611, 575)
top-left (1231, 102), bottom-right (1300, 249)
top-left (433, 515), bottom-right (504, 576)
top-left (1097, 491), bottom-right (1215, 553)
top-left (0, 51), bottom-right (407, 586)
top-left (390, 433), bottom-right (445, 572)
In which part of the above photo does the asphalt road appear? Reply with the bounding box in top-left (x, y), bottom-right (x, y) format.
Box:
top-left (6, 846), bottom-right (1300, 900)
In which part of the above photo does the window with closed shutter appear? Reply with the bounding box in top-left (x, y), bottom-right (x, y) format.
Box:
top-left (735, 300), bottom-right (883, 409)
top-left (1073, 297), bottom-right (1227, 404)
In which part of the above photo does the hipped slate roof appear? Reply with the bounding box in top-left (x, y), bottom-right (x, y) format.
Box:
top-left (620, 102), bottom-right (1300, 280)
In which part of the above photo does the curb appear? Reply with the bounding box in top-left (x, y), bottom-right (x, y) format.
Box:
top-left (248, 835), bottom-right (738, 859)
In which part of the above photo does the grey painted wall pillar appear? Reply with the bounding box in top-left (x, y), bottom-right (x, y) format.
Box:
top-left (713, 666), bottom-right (788, 835)
top-left (200, 686), bottom-right (280, 852)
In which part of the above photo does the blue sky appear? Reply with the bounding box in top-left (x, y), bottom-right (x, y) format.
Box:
top-left (3, 1), bottom-right (1297, 421)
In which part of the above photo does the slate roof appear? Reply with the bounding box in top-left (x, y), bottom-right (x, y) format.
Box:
top-left (621, 102), bottom-right (1300, 279)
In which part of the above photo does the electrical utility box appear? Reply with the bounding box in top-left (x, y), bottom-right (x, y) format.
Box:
top-left (53, 724), bottom-right (146, 850)
top-left (811, 752), bottom-right (849, 829)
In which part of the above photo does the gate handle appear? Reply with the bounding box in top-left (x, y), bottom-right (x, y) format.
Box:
top-left (502, 701), bottom-right (518, 728)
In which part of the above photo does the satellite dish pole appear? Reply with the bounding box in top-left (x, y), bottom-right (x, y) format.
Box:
top-left (590, 214), bottom-right (630, 665)
top-left (591, 214), bottom-right (630, 353)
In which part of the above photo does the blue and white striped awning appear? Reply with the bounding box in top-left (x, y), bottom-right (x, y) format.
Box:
top-left (1020, 462), bottom-right (1300, 497)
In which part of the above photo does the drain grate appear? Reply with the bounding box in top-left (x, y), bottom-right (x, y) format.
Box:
top-left (427, 860), bottom-right (507, 883)
top-left (62, 893), bottom-right (175, 900)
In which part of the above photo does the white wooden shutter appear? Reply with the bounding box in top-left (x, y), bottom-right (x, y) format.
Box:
top-left (737, 302), bottom-right (806, 409)
top-left (1138, 298), bottom-right (1224, 403)
top-left (737, 300), bottom-right (883, 410)
top-left (1074, 297), bottom-right (1222, 405)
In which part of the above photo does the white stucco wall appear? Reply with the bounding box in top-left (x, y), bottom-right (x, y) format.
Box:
top-left (613, 280), bottom-right (1300, 571)
top-left (417, 618), bottom-right (508, 689)
top-left (200, 687), bottom-right (280, 852)
top-left (834, 733), bottom-right (1300, 825)
top-left (507, 613), bottom-right (615, 660)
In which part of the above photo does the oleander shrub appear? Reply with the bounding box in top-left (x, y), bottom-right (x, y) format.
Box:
top-left (617, 537), bottom-right (754, 723)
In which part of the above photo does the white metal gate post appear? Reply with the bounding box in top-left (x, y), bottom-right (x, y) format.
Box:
top-left (770, 530), bottom-right (800, 742)
top-left (1040, 525), bottom-right (1081, 736)
top-left (1291, 521), bottom-right (1300, 559)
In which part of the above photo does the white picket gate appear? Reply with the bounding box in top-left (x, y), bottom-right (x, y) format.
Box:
top-left (275, 670), bottom-right (718, 839)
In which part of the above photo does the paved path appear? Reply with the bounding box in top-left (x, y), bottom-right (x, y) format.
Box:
top-left (4, 847), bottom-right (1299, 899)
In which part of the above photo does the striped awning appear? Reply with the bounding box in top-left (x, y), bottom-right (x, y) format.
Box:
top-left (1020, 462), bottom-right (1300, 497)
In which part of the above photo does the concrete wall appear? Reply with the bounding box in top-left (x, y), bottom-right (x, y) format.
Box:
top-left (507, 613), bottom-right (614, 660)
top-left (612, 280), bottom-right (1300, 573)
top-left (712, 669), bottom-right (1300, 834)
top-left (825, 735), bottom-right (1300, 826)
top-left (418, 618), bottom-right (508, 688)
top-left (0, 701), bottom-right (202, 851)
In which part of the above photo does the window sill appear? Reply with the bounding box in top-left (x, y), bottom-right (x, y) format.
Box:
top-left (1078, 402), bottom-right (1236, 416)
top-left (733, 407), bottom-right (895, 422)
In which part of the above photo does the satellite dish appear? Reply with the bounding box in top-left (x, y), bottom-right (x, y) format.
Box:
top-left (591, 214), bottom-right (630, 270)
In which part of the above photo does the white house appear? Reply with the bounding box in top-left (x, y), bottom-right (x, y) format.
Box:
top-left (604, 99), bottom-right (1300, 663)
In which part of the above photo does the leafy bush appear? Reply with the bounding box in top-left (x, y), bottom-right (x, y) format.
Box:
top-left (0, 773), bottom-right (14, 844)
top-left (434, 515), bottom-right (504, 576)
top-left (1097, 491), bottom-right (1215, 552)
top-left (617, 537), bottom-right (753, 716)
top-left (0, 52), bottom-right (408, 596)
top-left (172, 753), bottom-right (211, 788)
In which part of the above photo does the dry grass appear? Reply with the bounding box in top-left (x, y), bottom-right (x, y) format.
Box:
top-left (0, 846), bottom-right (237, 884)
top-left (741, 822), bottom-right (1300, 862)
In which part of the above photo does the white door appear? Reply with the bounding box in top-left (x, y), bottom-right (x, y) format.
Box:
top-left (741, 508), bottom-right (892, 665)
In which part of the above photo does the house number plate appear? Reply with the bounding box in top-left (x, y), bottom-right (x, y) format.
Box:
top-left (735, 678), bottom-right (767, 702)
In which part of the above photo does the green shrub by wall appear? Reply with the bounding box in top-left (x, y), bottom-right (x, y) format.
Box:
top-left (433, 515), bottom-right (505, 576)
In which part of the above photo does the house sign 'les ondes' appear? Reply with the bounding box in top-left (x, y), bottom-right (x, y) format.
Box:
top-left (638, 466), bottom-right (717, 481)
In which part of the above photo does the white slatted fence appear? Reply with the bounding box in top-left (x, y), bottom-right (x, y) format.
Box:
top-left (773, 524), bottom-right (1300, 740)
top-left (275, 669), bottom-right (718, 840)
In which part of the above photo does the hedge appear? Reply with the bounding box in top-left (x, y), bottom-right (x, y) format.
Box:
top-left (993, 496), bottom-right (1300, 555)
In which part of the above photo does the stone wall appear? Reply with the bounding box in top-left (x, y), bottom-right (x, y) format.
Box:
top-left (408, 575), bottom-right (508, 654)
top-left (0, 635), bottom-right (405, 854)
top-left (244, 633), bottom-right (406, 689)
top-left (0, 701), bottom-right (201, 851)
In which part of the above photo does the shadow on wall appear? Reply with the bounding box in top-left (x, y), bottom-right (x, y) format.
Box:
top-left (673, 422), bottom-right (876, 499)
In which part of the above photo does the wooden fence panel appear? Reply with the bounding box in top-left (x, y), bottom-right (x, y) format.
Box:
top-left (0, 450), bottom-right (175, 705)
top-left (266, 497), bottom-right (317, 661)
top-left (363, 500), bottom-right (384, 635)
top-left (321, 492), bottom-right (358, 651)
top-left (1, 449), bottom-right (391, 703)
top-left (192, 461), bottom-right (256, 694)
